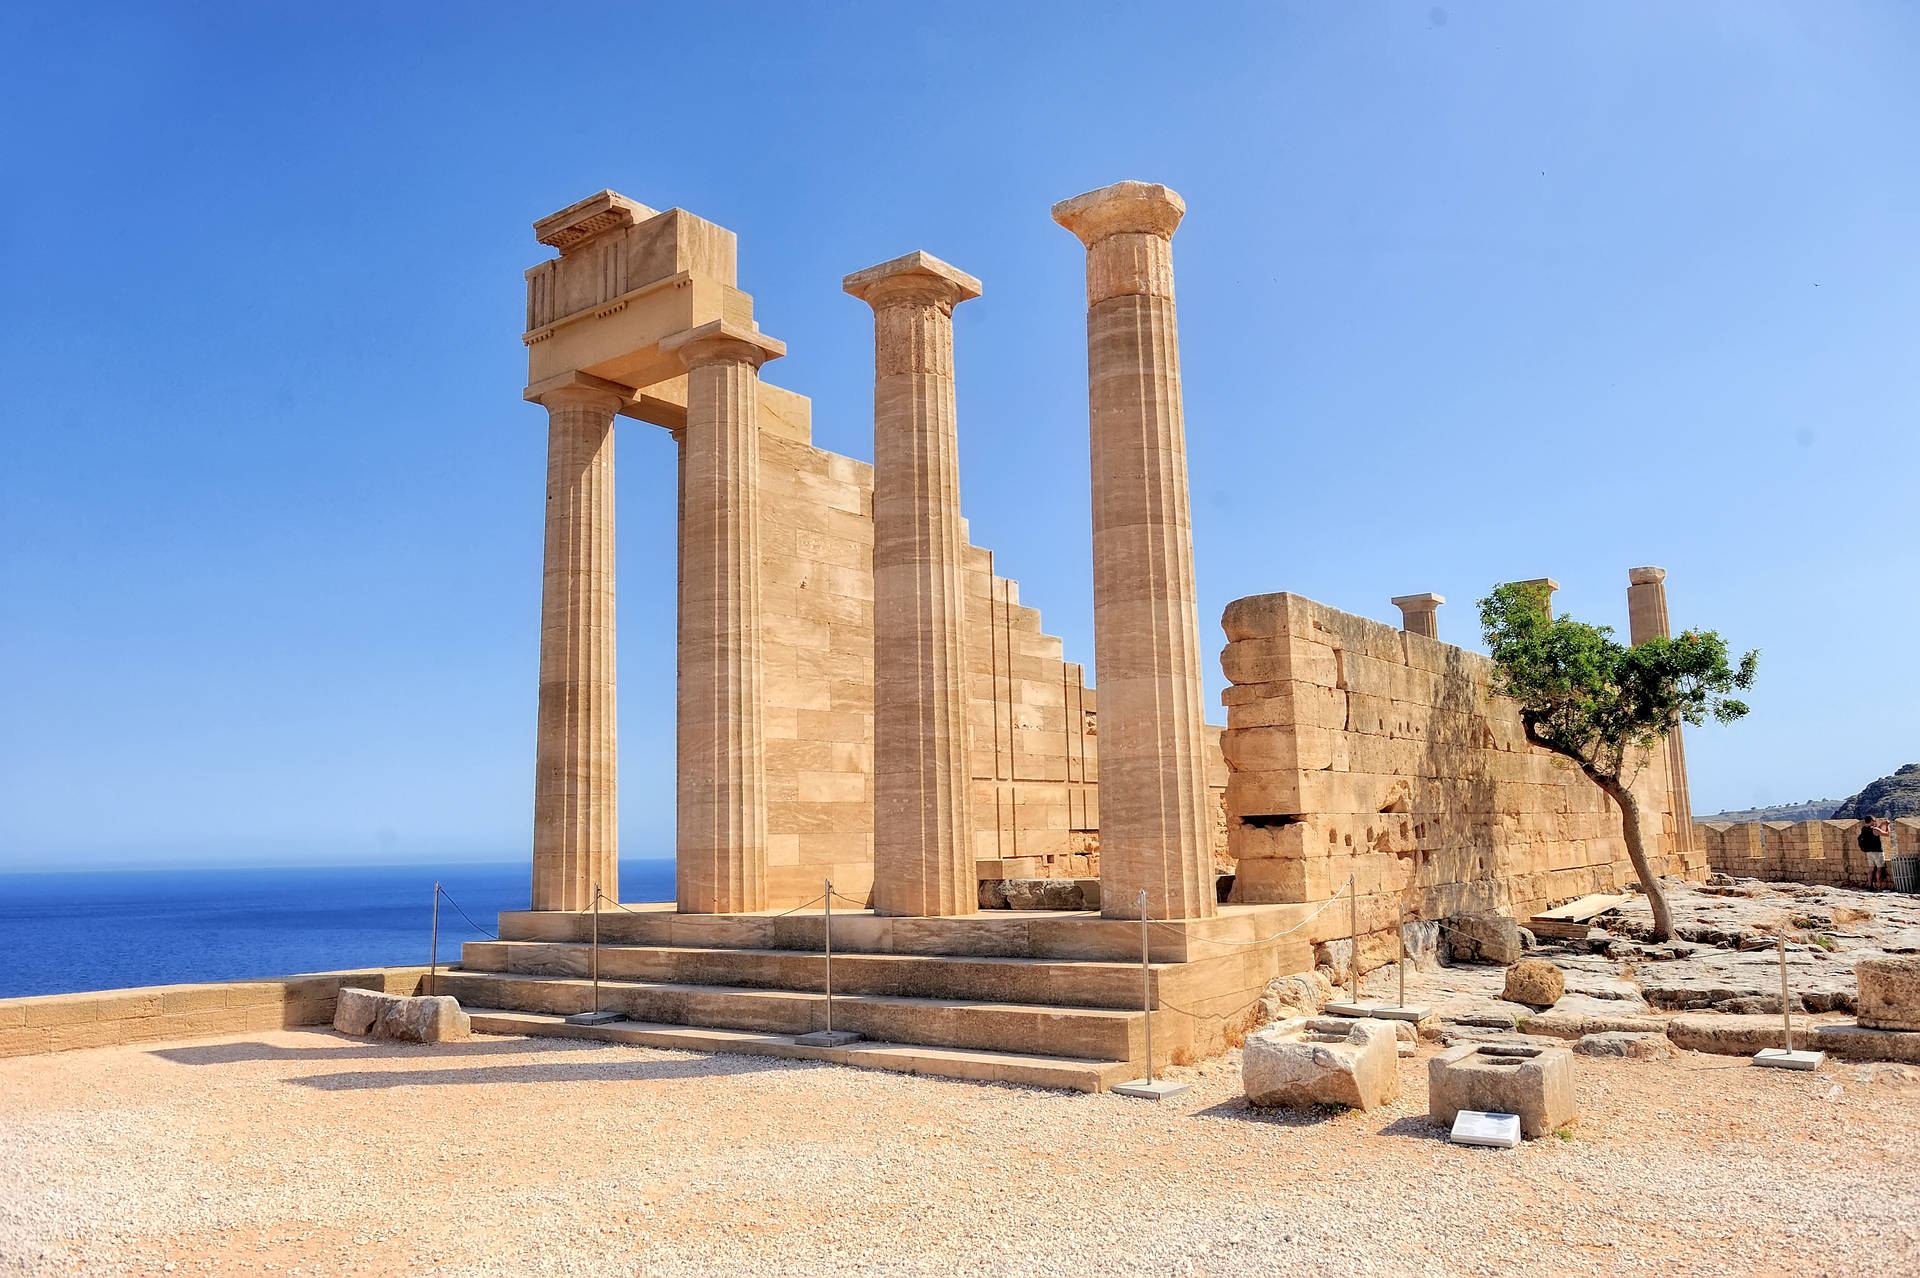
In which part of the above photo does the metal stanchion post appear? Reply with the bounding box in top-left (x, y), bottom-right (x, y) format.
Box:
top-left (428, 882), bottom-right (440, 997)
top-left (1398, 903), bottom-right (1406, 1009)
top-left (797, 878), bottom-right (859, 1047)
top-left (1114, 889), bottom-right (1188, 1100)
top-left (1347, 874), bottom-right (1359, 1003)
top-left (1753, 933), bottom-right (1822, 1069)
top-left (567, 880), bottom-right (622, 1025)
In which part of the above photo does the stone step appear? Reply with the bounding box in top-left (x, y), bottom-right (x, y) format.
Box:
top-left (434, 970), bottom-right (1146, 1063)
top-left (457, 940), bottom-right (1164, 1010)
top-left (466, 1010), bottom-right (1139, 1093)
top-left (493, 907), bottom-right (1211, 963)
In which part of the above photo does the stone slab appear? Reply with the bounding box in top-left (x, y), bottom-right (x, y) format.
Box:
top-left (1753, 1048), bottom-right (1825, 1070)
top-left (1112, 1078), bottom-right (1192, 1100)
top-left (1324, 1001), bottom-right (1432, 1022)
top-left (1450, 1111), bottom-right (1522, 1149)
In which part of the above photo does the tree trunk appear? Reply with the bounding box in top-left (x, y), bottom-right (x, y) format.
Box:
top-left (1595, 773), bottom-right (1675, 941)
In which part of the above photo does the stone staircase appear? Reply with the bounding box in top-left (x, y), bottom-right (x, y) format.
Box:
top-left (434, 903), bottom-right (1316, 1091)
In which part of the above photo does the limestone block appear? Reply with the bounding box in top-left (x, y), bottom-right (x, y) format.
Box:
top-left (334, 988), bottom-right (471, 1043)
top-left (1857, 957), bottom-right (1920, 1031)
top-left (1242, 1016), bottom-right (1401, 1111)
top-left (1445, 915), bottom-right (1523, 966)
top-left (1502, 960), bottom-right (1565, 1009)
top-left (1428, 1043), bottom-right (1576, 1139)
top-left (1572, 1031), bottom-right (1671, 1060)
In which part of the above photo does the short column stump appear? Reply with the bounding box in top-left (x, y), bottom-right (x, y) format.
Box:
top-left (1428, 1043), bottom-right (1575, 1139)
top-left (1242, 1016), bottom-right (1400, 1112)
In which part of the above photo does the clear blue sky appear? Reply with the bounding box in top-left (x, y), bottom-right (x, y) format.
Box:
top-left (2, 2), bottom-right (1914, 870)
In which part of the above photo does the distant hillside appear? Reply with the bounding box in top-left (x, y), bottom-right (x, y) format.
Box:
top-left (1834, 763), bottom-right (1920, 820)
top-left (1701, 798), bottom-right (1842, 823)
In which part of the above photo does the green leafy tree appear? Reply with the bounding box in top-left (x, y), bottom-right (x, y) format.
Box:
top-left (1478, 582), bottom-right (1757, 941)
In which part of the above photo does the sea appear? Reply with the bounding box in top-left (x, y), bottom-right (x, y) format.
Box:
top-left (0, 859), bottom-right (678, 999)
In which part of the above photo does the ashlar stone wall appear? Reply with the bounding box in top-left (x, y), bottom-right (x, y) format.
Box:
top-left (1217, 592), bottom-right (1695, 967)
top-left (1697, 818), bottom-right (1920, 889)
top-left (753, 393), bottom-right (1228, 908)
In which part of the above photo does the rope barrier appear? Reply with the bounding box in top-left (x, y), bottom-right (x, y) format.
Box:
top-left (435, 885), bottom-right (499, 940)
top-left (1146, 879), bottom-right (1353, 949)
top-left (592, 889), bottom-right (830, 919)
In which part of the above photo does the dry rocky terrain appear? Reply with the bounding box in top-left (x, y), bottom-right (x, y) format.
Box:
top-left (7, 877), bottom-right (1919, 1277)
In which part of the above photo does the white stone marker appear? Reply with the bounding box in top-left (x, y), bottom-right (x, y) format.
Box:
top-left (1449, 1111), bottom-right (1522, 1149)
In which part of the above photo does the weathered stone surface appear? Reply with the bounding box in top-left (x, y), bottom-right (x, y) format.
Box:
top-left (1428, 1043), bottom-right (1577, 1139)
top-left (1573, 1031), bottom-right (1672, 1060)
top-left (1447, 916), bottom-right (1523, 966)
top-left (1665, 1013), bottom-right (1792, 1056)
top-left (1256, 971), bottom-right (1334, 1023)
top-left (1521, 1010), bottom-right (1667, 1041)
top-left (333, 986), bottom-right (381, 1036)
top-left (1813, 1023), bottom-right (1920, 1063)
top-left (334, 988), bottom-right (470, 1044)
top-left (1503, 960), bottom-right (1565, 1009)
top-left (1857, 957), bottom-right (1920, 1030)
top-left (1242, 1016), bottom-right (1400, 1111)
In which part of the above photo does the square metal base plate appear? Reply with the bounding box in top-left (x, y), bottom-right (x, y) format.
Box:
top-left (1325, 1001), bottom-right (1433, 1022)
top-left (1450, 1111), bottom-right (1522, 1148)
top-left (565, 1010), bottom-right (624, 1026)
top-left (1753, 1048), bottom-right (1825, 1071)
top-left (795, 1029), bottom-right (862, 1047)
top-left (1112, 1078), bottom-right (1191, 1100)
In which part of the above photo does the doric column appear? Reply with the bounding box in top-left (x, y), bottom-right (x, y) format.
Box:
top-left (529, 374), bottom-right (626, 912)
top-left (1391, 593), bottom-right (1445, 639)
top-left (661, 320), bottom-right (786, 914)
top-left (1628, 566), bottom-right (1695, 847)
top-left (844, 251), bottom-right (982, 918)
top-left (1515, 577), bottom-right (1560, 620)
top-left (1054, 181), bottom-right (1216, 922)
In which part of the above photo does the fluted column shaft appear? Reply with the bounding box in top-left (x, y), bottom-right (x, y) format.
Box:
top-left (665, 321), bottom-right (784, 914)
top-left (1055, 181), bottom-right (1216, 921)
top-left (1628, 567), bottom-right (1695, 850)
top-left (532, 384), bottom-right (623, 912)
top-left (846, 253), bottom-right (982, 917)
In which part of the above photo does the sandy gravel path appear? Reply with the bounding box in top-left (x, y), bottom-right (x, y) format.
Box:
top-left (3, 1028), bottom-right (1917, 1276)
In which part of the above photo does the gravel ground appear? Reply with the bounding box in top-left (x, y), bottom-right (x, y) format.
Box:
top-left (4, 1028), bottom-right (1918, 1277)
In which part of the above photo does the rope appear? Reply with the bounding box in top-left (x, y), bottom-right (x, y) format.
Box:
top-left (593, 889), bottom-right (829, 919)
top-left (1148, 879), bottom-right (1353, 949)
top-left (830, 889), bottom-right (872, 909)
top-left (435, 885), bottom-right (499, 940)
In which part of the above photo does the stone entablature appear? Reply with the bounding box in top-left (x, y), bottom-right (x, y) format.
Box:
top-left (1217, 591), bottom-right (1692, 969)
top-left (1697, 818), bottom-right (1920, 889)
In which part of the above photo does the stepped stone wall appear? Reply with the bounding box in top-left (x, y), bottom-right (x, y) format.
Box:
top-left (752, 397), bottom-right (1229, 908)
top-left (1217, 592), bottom-right (1696, 968)
top-left (0, 968), bottom-right (429, 1060)
top-left (1697, 818), bottom-right (1920, 889)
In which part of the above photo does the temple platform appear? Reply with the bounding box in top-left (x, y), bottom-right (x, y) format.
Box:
top-left (435, 901), bottom-right (1324, 1091)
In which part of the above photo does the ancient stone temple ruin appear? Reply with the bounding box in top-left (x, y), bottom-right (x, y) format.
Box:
top-left (437, 183), bottom-right (1699, 1089)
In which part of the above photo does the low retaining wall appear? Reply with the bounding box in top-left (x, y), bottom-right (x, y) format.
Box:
top-left (1696, 819), bottom-right (1920, 889)
top-left (0, 966), bottom-right (430, 1060)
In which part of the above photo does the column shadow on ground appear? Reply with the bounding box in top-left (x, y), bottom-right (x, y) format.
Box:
top-left (149, 1035), bottom-right (595, 1066)
top-left (286, 1051), bottom-right (804, 1090)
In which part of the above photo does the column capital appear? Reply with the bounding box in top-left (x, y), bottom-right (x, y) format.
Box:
top-left (843, 251), bottom-right (982, 312)
top-left (524, 370), bottom-right (631, 414)
top-left (1390, 592), bottom-right (1445, 609)
top-left (1051, 180), bottom-right (1185, 246)
top-left (660, 320), bottom-right (786, 372)
top-left (1628, 566), bottom-right (1667, 586)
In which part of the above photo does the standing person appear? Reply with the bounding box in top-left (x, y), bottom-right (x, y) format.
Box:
top-left (1860, 816), bottom-right (1889, 891)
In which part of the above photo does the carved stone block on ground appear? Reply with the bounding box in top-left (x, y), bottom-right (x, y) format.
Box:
top-left (1503, 959), bottom-right (1565, 1009)
top-left (1572, 1031), bottom-right (1672, 1060)
top-left (1242, 1016), bottom-right (1400, 1111)
top-left (333, 987), bottom-right (471, 1043)
top-left (1445, 916), bottom-right (1522, 966)
top-left (1428, 1043), bottom-right (1576, 1139)
top-left (1857, 957), bottom-right (1920, 1031)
